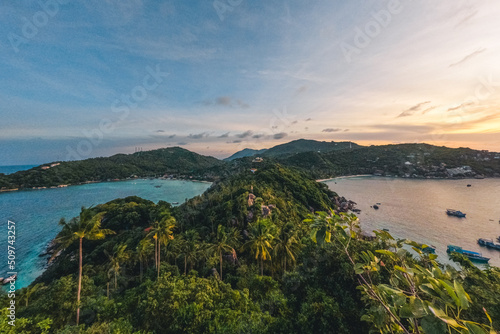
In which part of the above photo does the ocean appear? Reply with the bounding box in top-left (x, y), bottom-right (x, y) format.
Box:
top-left (0, 179), bottom-right (211, 289)
top-left (323, 177), bottom-right (500, 268)
top-left (0, 164), bottom-right (38, 175)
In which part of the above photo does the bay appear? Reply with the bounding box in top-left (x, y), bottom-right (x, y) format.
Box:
top-left (324, 177), bottom-right (500, 267)
top-left (0, 179), bottom-right (211, 289)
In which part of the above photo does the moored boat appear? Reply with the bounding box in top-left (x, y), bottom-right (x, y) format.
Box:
top-left (447, 245), bottom-right (490, 263)
top-left (421, 245), bottom-right (436, 254)
top-left (446, 209), bottom-right (466, 218)
top-left (478, 238), bottom-right (500, 251)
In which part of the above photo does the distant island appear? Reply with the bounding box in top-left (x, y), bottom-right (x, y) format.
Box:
top-left (1, 139), bottom-right (500, 192)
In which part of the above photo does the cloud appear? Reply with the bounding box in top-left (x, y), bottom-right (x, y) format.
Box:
top-left (455, 10), bottom-right (478, 27)
top-left (218, 132), bottom-right (229, 138)
top-left (232, 140), bottom-right (242, 143)
top-left (236, 130), bottom-right (253, 138)
top-left (322, 128), bottom-right (342, 132)
top-left (305, 118), bottom-right (312, 122)
top-left (434, 112), bottom-right (500, 130)
top-left (177, 142), bottom-right (188, 146)
top-left (155, 130), bottom-right (165, 133)
top-left (168, 134), bottom-right (176, 139)
top-left (398, 101), bottom-right (431, 117)
top-left (295, 85), bottom-right (308, 95)
top-left (188, 132), bottom-right (209, 139)
top-left (236, 99), bottom-right (249, 108)
top-left (202, 96), bottom-right (250, 108)
top-left (252, 134), bottom-right (264, 139)
top-left (216, 96), bottom-right (232, 106)
top-left (447, 102), bottom-right (474, 112)
top-left (449, 48), bottom-right (486, 67)
top-left (273, 132), bottom-right (287, 139)
top-left (371, 124), bottom-right (435, 133)
top-left (422, 106), bottom-right (438, 115)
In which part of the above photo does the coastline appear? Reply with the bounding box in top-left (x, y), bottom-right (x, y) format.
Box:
top-left (0, 177), bottom-right (213, 194)
top-left (317, 174), bottom-right (497, 183)
top-left (317, 174), bottom-right (373, 182)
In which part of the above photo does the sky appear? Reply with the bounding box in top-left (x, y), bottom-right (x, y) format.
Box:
top-left (1, 0), bottom-right (500, 165)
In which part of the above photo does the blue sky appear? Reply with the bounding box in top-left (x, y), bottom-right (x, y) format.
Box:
top-left (1, 0), bottom-right (500, 165)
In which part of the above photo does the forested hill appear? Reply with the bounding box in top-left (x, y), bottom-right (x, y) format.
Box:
top-left (224, 139), bottom-right (361, 160)
top-left (224, 148), bottom-right (268, 161)
top-left (276, 143), bottom-right (500, 179)
top-left (262, 139), bottom-right (361, 157)
top-left (1, 141), bottom-right (500, 191)
top-left (0, 147), bottom-right (225, 190)
top-left (176, 163), bottom-right (344, 232)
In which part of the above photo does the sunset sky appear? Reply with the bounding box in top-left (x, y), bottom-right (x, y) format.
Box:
top-left (1, 0), bottom-right (500, 165)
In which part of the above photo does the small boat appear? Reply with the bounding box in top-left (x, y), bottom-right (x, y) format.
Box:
top-left (154, 185), bottom-right (162, 188)
top-left (447, 245), bottom-right (490, 263)
top-left (467, 184), bottom-right (472, 187)
top-left (478, 238), bottom-right (500, 251)
top-left (420, 245), bottom-right (436, 254)
top-left (2, 274), bottom-right (17, 285)
top-left (497, 236), bottom-right (500, 243)
top-left (446, 209), bottom-right (466, 218)
top-left (373, 205), bottom-right (379, 210)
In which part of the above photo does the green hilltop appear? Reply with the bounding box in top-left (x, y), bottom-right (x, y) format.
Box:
top-left (0, 147), bottom-right (225, 190)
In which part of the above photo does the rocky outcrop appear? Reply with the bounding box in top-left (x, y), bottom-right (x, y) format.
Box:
top-left (334, 196), bottom-right (357, 213)
top-left (261, 205), bottom-right (271, 217)
top-left (248, 193), bottom-right (256, 206)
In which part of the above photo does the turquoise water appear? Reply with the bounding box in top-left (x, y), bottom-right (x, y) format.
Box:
top-left (0, 179), bottom-right (211, 289)
top-left (324, 177), bottom-right (500, 267)
top-left (0, 164), bottom-right (38, 175)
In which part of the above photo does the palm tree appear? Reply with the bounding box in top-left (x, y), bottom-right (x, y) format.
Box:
top-left (137, 238), bottom-right (153, 282)
top-left (178, 229), bottom-right (201, 275)
top-left (274, 223), bottom-right (300, 274)
top-left (21, 283), bottom-right (44, 307)
top-left (147, 215), bottom-right (176, 278)
top-left (243, 219), bottom-right (275, 276)
top-left (53, 208), bottom-right (115, 325)
top-left (105, 243), bottom-right (131, 290)
top-left (207, 225), bottom-right (239, 281)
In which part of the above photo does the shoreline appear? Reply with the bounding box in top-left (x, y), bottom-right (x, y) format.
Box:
top-left (2, 172), bottom-right (497, 193)
top-left (317, 175), bottom-right (497, 183)
top-left (317, 174), bottom-right (372, 182)
top-left (0, 177), bottom-right (213, 194)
